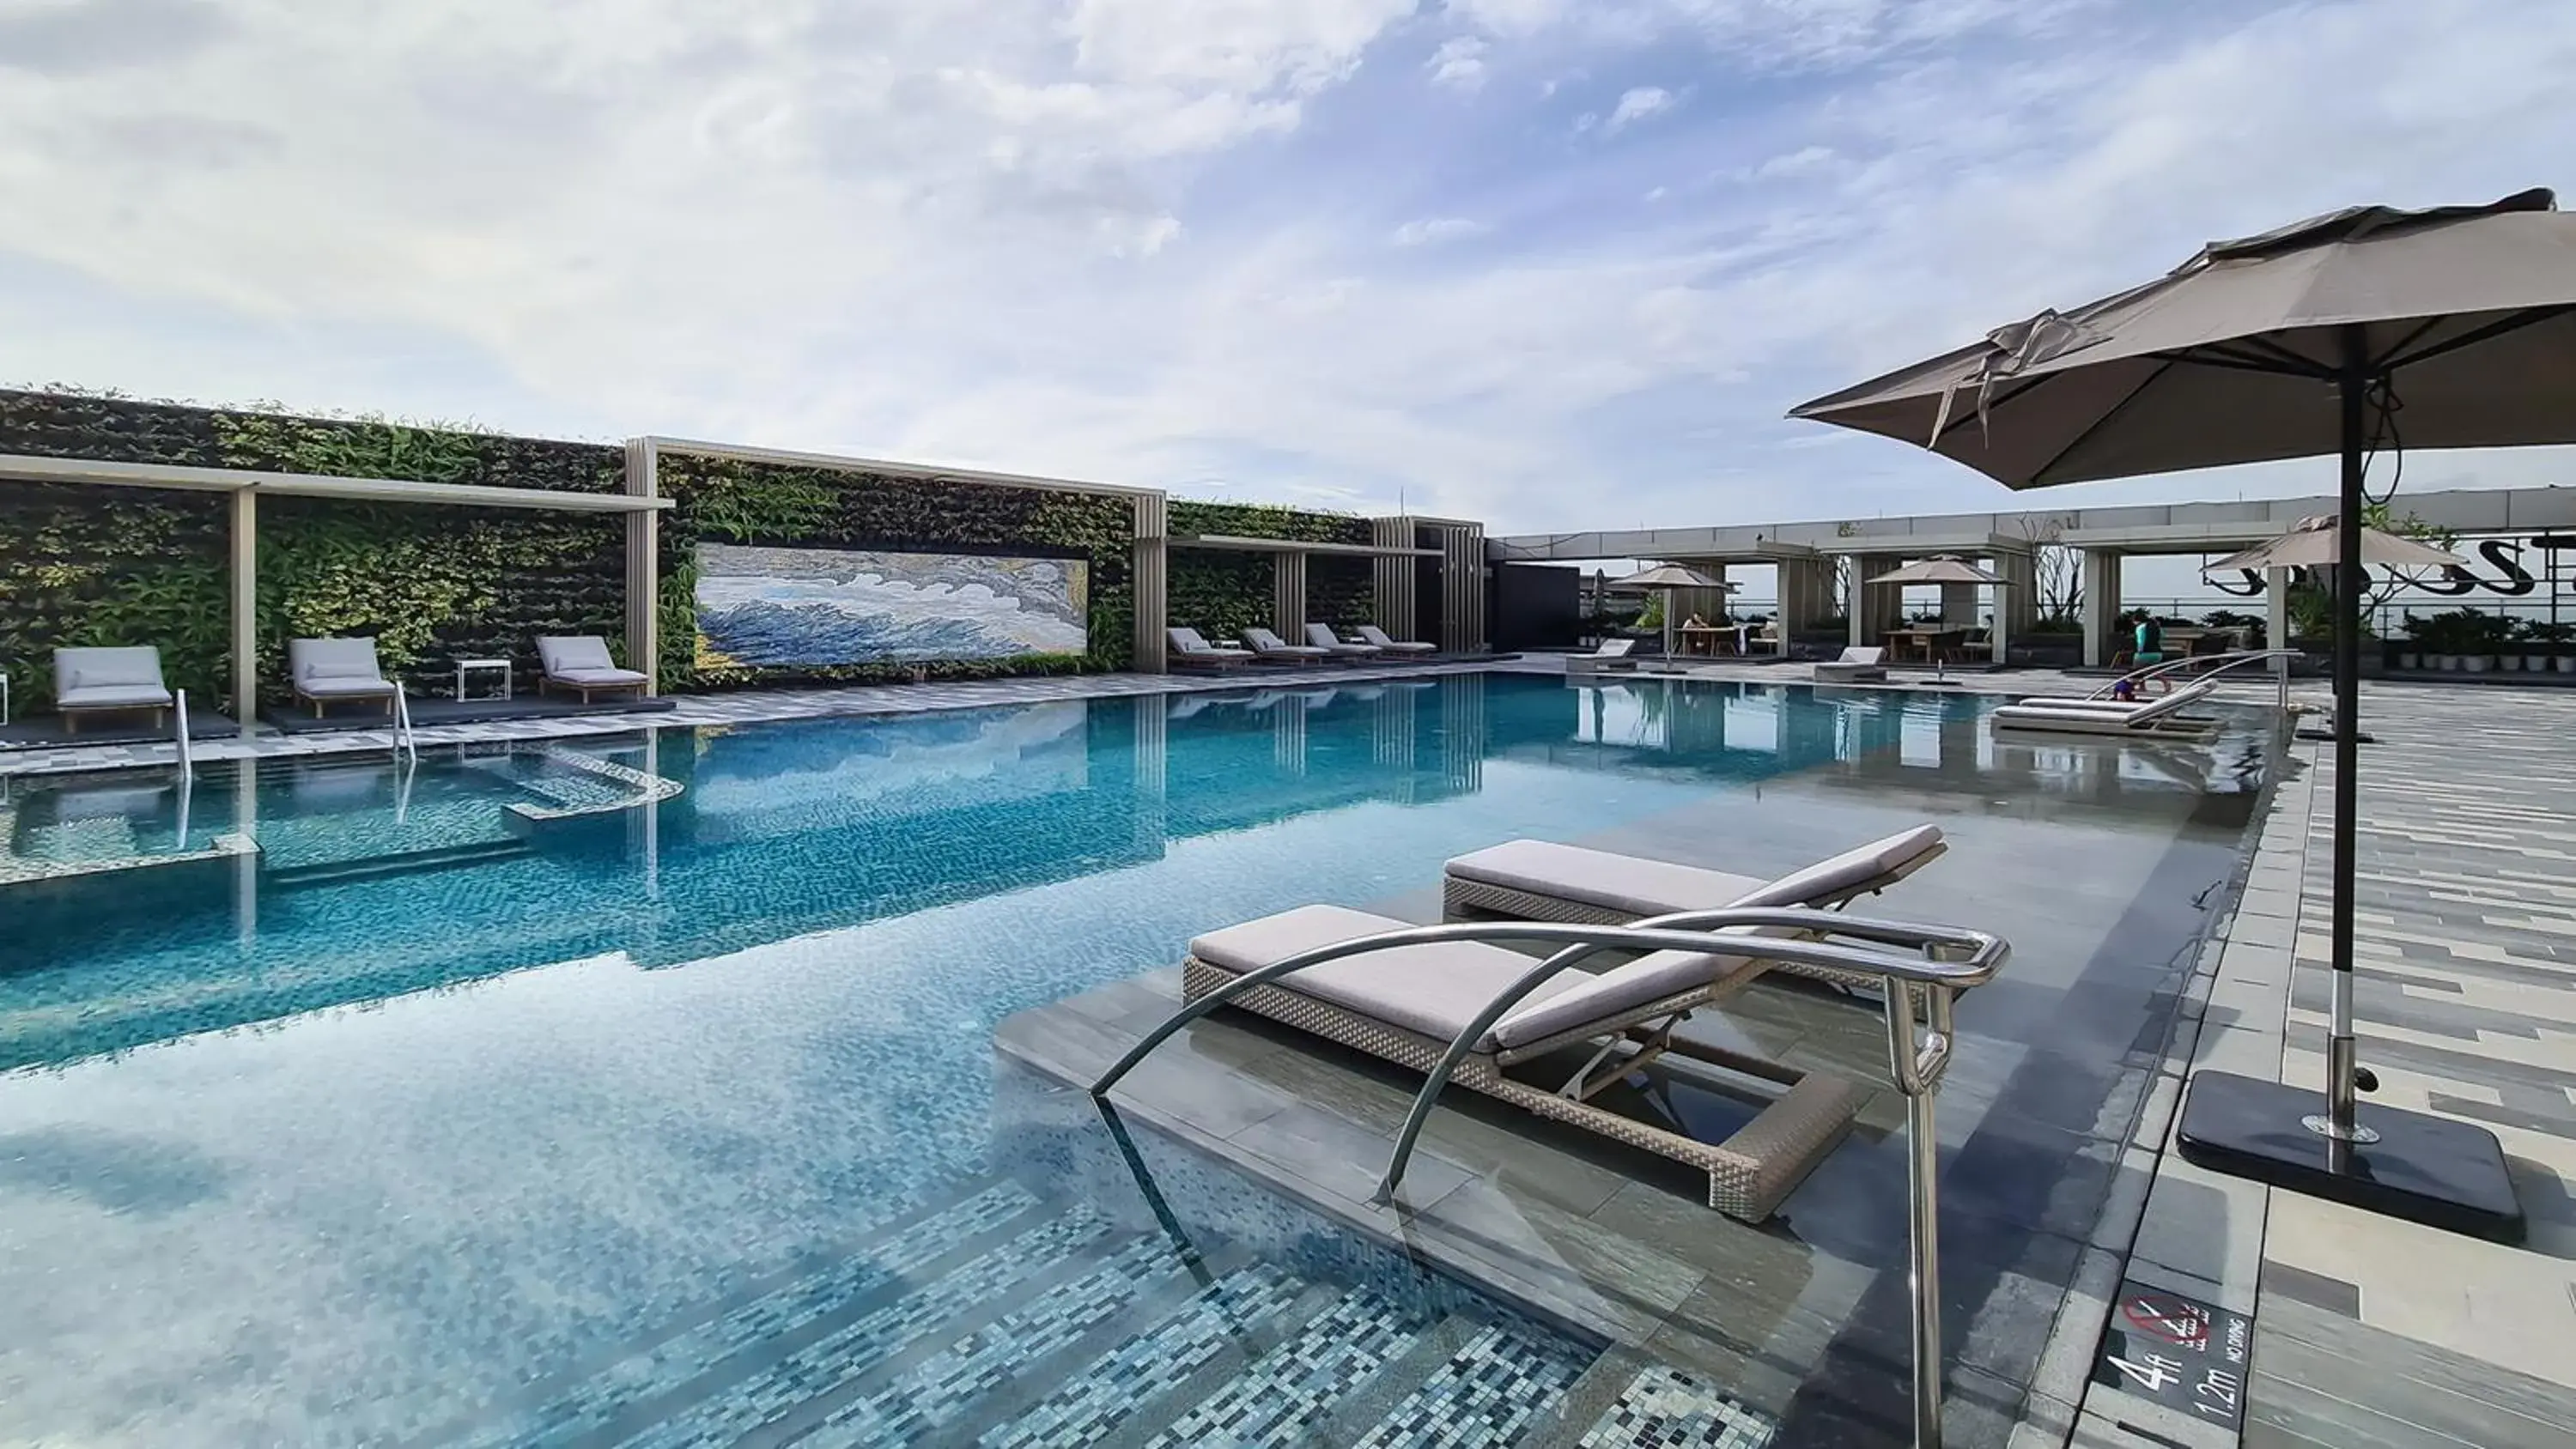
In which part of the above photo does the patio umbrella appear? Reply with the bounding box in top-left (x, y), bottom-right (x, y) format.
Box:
top-left (1791, 189), bottom-right (2576, 1246)
top-left (1613, 562), bottom-right (1732, 658)
top-left (2200, 512), bottom-right (2467, 573)
top-left (1868, 556), bottom-right (2008, 680)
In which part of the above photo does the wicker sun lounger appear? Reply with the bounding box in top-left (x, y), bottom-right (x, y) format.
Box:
top-left (1993, 679), bottom-right (2221, 737)
top-left (1442, 826), bottom-right (1949, 997)
top-left (1303, 623), bottom-right (1383, 658)
top-left (1813, 646), bottom-right (1887, 682)
top-left (1184, 903), bottom-right (1866, 1219)
top-left (1168, 627), bottom-right (1256, 671)
top-left (1241, 627), bottom-right (1336, 664)
top-left (1354, 625), bottom-right (1437, 655)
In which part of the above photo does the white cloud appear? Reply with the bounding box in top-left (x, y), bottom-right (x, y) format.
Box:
top-left (1425, 35), bottom-right (1487, 90)
top-left (1603, 83), bottom-right (1675, 132)
top-left (2, 0), bottom-right (2573, 542)
top-left (1390, 216), bottom-right (1488, 246)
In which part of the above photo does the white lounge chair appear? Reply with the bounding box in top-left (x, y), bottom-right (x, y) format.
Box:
top-left (538, 636), bottom-right (650, 702)
top-left (1813, 646), bottom-right (1886, 682)
top-left (1184, 903), bottom-right (1867, 1220)
top-left (1443, 826), bottom-right (1950, 997)
top-left (1567, 638), bottom-right (1640, 673)
top-left (1241, 627), bottom-right (1334, 664)
top-left (1303, 623), bottom-right (1383, 658)
top-left (1167, 627), bottom-right (1255, 671)
top-left (52, 646), bottom-right (174, 735)
top-left (288, 637), bottom-right (400, 718)
top-left (1354, 625), bottom-right (1437, 656)
top-left (1992, 680), bottom-right (2221, 737)
top-left (2010, 677), bottom-right (2218, 711)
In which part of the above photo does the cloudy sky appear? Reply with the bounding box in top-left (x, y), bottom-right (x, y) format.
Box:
top-left (3, 0), bottom-right (2573, 543)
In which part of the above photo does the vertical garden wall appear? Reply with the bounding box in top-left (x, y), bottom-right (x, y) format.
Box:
top-left (0, 389), bottom-right (627, 707)
top-left (1165, 500), bottom-right (1376, 640)
top-left (0, 386), bottom-right (1393, 706)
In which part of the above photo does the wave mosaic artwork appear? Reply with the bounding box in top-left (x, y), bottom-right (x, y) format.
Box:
top-left (694, 543), bottom-right (1089, 669)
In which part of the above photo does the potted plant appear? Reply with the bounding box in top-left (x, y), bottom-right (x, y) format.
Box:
top-left (2396, 612), bottom-right (2431, 671)
top-left (2464, 610), bottom-right (2512, 673)
top-left (2524, 620), bottom-right (2576, 673)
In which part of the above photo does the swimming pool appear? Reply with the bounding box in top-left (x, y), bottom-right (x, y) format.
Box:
top-left (0, 674), bottom-right (2270, 1446)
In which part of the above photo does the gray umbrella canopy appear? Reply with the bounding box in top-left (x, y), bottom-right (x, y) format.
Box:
top-left (1612, 562), bottom-right (1728, 590)
top-left (1789, 190), bottom-right (2576, 488)
top-left (2202, 514), bottom-right (2466, 574)
top-left (1866, 555), bottom-right (2008, 586)
top-left (1789, 190), bottom-right (2576, 1217)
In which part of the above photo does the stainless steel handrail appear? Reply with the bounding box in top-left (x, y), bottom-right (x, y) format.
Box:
top-left (173, 688), bottom-right (194, 780)
top-left (1090, 909), bottom-right (2009, 1449)
top-left (391, 688), bottom-right (419, 766)
top-left (2070, 648), bottom-right (2305, 712)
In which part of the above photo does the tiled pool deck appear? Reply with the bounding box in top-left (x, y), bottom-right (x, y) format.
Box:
top-left (10, 655), bottom-right (2573, 1446)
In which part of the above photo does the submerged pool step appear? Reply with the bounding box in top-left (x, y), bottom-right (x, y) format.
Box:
top-left (260, 837), bottom-right (535, 889)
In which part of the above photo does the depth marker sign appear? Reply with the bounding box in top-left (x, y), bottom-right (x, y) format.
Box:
top-left (2091, 1280), bottom-right (2252, 1434)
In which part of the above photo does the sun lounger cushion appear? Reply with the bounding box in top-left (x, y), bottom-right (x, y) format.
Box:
top-left (54, 647), bottom-right (173, 708)
top-left (289, 638), bottom-right (396, 697)
top-left (1446, 826), bottom-right (1943, 920)
top-left (1242, 628), bottom-right (1330, 658)
top-left (1168, 627), bottom-right (1255, 660)
top-left (1447, 840), bottom-right (1769, 919)
top-left (1356, 626), bottom-right (1437, 653)
top-left (1189, 903), bottom-right (1741, 1053)
top-left (1190, 905), bottom-right (1591, 1046)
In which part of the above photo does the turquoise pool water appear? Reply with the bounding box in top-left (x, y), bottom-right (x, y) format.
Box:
top-left (0, 675), bottom-right (2267, 1446)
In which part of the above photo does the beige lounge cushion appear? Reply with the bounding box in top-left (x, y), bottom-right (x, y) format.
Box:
top-left (1486, 945), bottom-right (1748, 1050)
top-left (58, 683), bottom-right (173, 710)
top-left (1733, 825), bottom-right (1943, 907)
top-left (55, 646), bottom-right (167, 694)
top-left (1190, 904), bottom-right (1587, 1049)
top-left (297, 676), bottom-right (398, 699)
top-left (1446, 840), bottom-right (1767, 919)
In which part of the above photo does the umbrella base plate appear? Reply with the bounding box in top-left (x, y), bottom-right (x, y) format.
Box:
top-left (2177, 1070), bottom-right (2524, 1244)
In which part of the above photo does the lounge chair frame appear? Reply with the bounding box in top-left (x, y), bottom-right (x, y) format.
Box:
top-left (1178, 951), bottom-right (1852, 1221)
top-left (1098, 911), bottom-right (2006, 1449)
top-left (1441, 842), bottom-right (1948, 997)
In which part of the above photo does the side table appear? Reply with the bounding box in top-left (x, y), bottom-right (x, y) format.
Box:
top-left (454, 658), bottom-right (513, 701)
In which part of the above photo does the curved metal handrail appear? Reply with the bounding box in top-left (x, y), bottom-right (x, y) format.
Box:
top-left (2070, 647), bottom-right (2304, 702)
top-left (1088, 912), bottom-right (2002, 1103)
top-left (1090, 908), bottom-right (2008, 1449)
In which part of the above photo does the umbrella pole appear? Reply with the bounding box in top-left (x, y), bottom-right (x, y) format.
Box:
top-left (2178, 326), bottom-right (2521, 1246)
top-left (2311, 329), bottom-right (2376, 1147)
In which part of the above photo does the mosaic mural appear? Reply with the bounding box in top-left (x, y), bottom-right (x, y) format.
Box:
top-left (693, 544), bottom-right (1088, 669)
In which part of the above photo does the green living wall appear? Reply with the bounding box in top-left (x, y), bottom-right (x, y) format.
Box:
top-left (0, 388), bottom-right (623, 708)
top-left (655, 453), bottom-right (1137, 688)
top-left (1166, 500), bottom-right (1375, 642)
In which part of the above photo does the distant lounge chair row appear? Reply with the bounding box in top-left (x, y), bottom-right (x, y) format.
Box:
top-left (1166, 624), bottom-right (1438, 672)
top-left (1177, 823), bottom-right (1958, 1220)
top-left (50, 635), bottom-right (647, 731)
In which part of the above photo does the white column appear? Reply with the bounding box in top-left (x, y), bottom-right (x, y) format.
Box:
top-left (230, 488), bottom-right (258, 723)
top-left (2267, 565), bottom-right (2291, 664)
top-left (2081, 549), bottom-right (2125, 667)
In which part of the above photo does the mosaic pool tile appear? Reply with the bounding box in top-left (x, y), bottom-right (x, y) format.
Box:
top-left (616, 1209), bottom-right (1119, 1449)
top-left (976, 1264), bottom-right (1303, 1448)
top-left (1576, 1365), bottom-right (1777, 1449)
top-left (1141, 1287), bottom-right (1438, 1448)
top-left (459, 1180), bottom-right (1033, 1447)
top-left (1352, 1319), bottom-right (1594, 1449)
top-left (793, 1234), bottom-right (1188, 1446)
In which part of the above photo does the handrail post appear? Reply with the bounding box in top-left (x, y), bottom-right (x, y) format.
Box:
top-left (173, 687), bottom-right (194, 780)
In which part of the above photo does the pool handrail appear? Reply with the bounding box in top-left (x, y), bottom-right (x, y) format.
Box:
top-left (1091, 909), bottom-right (2008, 1449)
top-left (2077, 648), bottom-right (2305, 713)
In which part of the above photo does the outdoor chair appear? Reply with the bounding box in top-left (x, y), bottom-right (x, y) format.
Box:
top-left (1182, 902), bottom-right (1866, 1220)
top-left (1566, 638), bottom-right (1639, 673)
top-left (1166, 627), bottom-right (1255, 671)
top-left (1354, 624), bottom-right (1437, 655)
top-left (1302, 623), bottom-right (1382, 658)
top-left (288, 638), bottom-right (400, 719)
top-left (1240, 627), bottom-right (1335, 664)
top-left (1992, 679), bottom-right (2221, 737)
top-left (52, 646), bottom-right (175, 735)
top-left (537, 637), bottom-right (649, 703)
top-left (1441, 825), bottom-right (1951, 997)
top-left (1813, 646), bottom-right (1886, 682)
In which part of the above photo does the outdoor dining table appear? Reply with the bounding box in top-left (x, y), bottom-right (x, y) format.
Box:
top-left (1675, 624), bottom-right (1751, 657)
top-left (1883, 627), bottom-right (1967, 663)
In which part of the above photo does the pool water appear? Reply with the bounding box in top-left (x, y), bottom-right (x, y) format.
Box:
top-left (0, 675), bottom-right (2268, 1446)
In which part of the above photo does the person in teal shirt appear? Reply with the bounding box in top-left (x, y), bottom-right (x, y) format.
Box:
top-left (2133, 614), bottom-right (2165, 667)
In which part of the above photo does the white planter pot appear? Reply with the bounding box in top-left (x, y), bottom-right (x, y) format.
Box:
top-left (2464, 655), bottom-right (2493, 674)
top-left (2399, 652), bottom-right (2422, 670)
top-left (2559, 655), bottom-right (2576, 674)
top-left (2437, 655), bottom-right (2463, 671)
top-left (2500, 654), bottom-right (2525, 672)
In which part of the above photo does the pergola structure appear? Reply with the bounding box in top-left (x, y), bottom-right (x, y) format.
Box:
top-left (1819, 530), bottom-right (2038, 662)
top-left (1492, 484), bottom-right (2576, 666)
top-left (5, 440), bottom-right (1492, 723)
